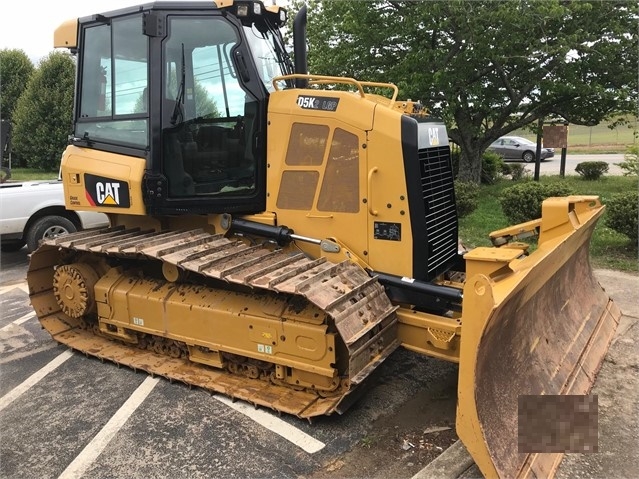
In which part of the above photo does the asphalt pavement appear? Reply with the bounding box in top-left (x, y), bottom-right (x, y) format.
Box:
top-left (523, 153), bottom-right (624, 176)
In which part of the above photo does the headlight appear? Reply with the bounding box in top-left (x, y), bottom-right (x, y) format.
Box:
top-left (237, 4), bottom-right (249, 16)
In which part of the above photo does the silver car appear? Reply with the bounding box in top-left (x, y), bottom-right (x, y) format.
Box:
top-left (488, 136), bottom-right (555, 162)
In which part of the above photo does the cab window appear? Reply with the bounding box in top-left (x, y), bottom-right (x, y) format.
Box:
top-left (162, 16), bottom-right (258, 198)
top-left (77, 15), bottom-right (148, 148)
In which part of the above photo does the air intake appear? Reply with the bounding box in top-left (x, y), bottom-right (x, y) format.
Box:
top-left (418, 144), bottom-right (458, 278)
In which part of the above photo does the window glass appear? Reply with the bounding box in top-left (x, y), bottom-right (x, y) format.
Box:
top-left (77, 15), bottom-right (148, 148)
top-left (192, 44), bottom-right (244, 118)
top-left (114, 20), bottom-right (148, 115)
top-left (163, 16), bottom-right (258, 198)
top-left (243, 25), bottom-right (288, 92)
top-left (80, 24), bottom-right (110, 119)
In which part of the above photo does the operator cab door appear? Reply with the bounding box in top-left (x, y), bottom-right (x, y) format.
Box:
top-left (158, 14), bottom-right (266, 214)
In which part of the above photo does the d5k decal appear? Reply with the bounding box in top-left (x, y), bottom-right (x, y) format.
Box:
top-left (85, 174), bottom-right (130, 208)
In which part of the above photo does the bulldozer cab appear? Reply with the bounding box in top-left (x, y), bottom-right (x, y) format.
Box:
top-left (65, 1), bottom-right (292, 215)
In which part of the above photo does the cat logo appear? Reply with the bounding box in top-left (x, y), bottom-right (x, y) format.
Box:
top-left (428, 127), bottom-right (440, 146)
top-left (96, 182), bottom-right (121, 205)
top-left (85, 174), bottom-right (130, 208)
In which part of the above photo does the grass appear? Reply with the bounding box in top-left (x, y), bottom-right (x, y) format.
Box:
top-left (459, 175), bottom-right (639, 273)
top-left (5, 168), bottom-right (59, 181)
top-left (359, 435), bottom-right (378, 448)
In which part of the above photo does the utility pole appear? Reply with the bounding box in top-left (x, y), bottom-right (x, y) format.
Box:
top-left (559, 122), bottom-right (569, 178)
top-left (534, 117), bottom-right (544, 182)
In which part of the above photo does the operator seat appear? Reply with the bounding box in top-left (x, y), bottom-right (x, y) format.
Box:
top-left (162, 98), bottom-right (195, 196)
top-left (164, 132), bottom-right (195, 196)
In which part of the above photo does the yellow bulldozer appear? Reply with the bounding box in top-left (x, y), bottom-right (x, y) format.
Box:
top-left (28, 1), bottom-right (620, 477)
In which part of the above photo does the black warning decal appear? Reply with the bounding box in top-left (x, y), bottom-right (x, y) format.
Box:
top-left (374, 222), bottom-right (402, 241)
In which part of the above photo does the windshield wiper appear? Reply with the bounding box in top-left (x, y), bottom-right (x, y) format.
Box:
top-left (267, 22), bottom-right (294, 78)
top-left (170, 43), bottom-right (186, 125)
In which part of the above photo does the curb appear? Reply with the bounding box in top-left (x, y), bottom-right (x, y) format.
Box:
top-left (411, 440), bottom-right (475, 479)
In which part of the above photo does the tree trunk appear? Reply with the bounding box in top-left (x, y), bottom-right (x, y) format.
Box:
top-left (457, 147), bottom-right (482, 183)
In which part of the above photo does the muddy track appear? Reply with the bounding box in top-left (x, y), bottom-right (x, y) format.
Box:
top-left (27, 226), bottom-right (400, 418)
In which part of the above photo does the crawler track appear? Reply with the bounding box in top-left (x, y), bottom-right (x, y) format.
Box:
top-left (27, 226), bottom-right (399, 418)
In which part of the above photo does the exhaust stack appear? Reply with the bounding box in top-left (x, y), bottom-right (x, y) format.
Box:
top-left (293, 4), bottom-right (308, 88)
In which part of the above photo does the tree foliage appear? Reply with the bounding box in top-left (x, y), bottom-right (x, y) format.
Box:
top-left (293, 0), bottom-right (638, 182)
top-left (133, 80), bottom-right (221, 118)
top-left (616, 144), bottom-right (639, 176)
top-left (0, 49), bottom-right (35, 122)
top-left (12, 52), bottom-right (75, 171)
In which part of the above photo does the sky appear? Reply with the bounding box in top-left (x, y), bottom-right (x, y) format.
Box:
top-left (0, 0), bottom-right (287, 64)
top-left (1, 1), bottom-right (143, 63)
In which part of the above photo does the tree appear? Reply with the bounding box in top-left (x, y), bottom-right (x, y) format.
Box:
top-left (12, 52), bottom-right (75, 171)
top-left (295, 0), bottom-right (638, 182)
top-left (133, 80), bottom-right (221, 117)
top-left (194, 80), bottom-right (222, 119)
top-left (0, 49), bottom-right (34, 122)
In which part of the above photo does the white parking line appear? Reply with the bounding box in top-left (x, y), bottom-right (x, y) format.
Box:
top-left (214, 394), bottom-right (325, 453)
top-left (58, 376), bottom-right (159, 479)
top-left (0, 349), bottom-right (73, 413)
top-left (0, 282), bottom-right (29, 295)
top-left (0, 311), bottom-right (35, 332)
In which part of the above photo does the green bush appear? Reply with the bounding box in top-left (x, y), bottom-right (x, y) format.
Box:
top-left (454, 180), bottom-right (480, 218)
top-left (481, 151), bottom-right (506, 184)
top-left (503, 163), bottom-right (528, 181)
top-left (499, 181), bottom-right (573, 224)
top-left (615, 144), bottom-right (639, 177)
top-left (12, 52), bottom-right (75, 171)
top-left (605, 191), bottom-right (638, 246)
top-left (575, 161), bottom-right (609, 180)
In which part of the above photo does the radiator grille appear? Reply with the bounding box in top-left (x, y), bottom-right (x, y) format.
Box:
top-left (418, 145), bottom-right (458, 277)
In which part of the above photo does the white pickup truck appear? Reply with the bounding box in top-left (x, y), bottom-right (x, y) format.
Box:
top-left (0, 179), bottom-right (109, 253)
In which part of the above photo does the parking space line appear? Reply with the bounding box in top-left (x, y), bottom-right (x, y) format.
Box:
top-left (0, 349), bottom-right (73, 413)
top-left (0, 282), bottom-right (29, 295)
top-left (0, 311), bottom-right (35, 332)
top-left (214, 394), bottom-right (325, 453)
top-left (58, 376), bottom-right (159, 479)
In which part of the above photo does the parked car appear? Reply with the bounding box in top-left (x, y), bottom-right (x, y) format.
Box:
top-left (0, 179), bottom-right (109, 253)
top-left (488, 136), bottom-right (554, 163)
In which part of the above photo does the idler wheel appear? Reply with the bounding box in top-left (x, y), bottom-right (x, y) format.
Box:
top-left (53, 263), bottom-right (100, 318)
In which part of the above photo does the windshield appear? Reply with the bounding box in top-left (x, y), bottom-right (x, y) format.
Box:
top-left (243, 24), bottom-right (293, 92)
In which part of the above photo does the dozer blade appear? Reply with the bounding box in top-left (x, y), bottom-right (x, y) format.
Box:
top-left (456, 196), bottom-right (621, 479)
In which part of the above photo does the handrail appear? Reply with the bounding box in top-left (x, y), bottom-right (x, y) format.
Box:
top-left (273, 74), bottom-right (366, 97)
top-left (272, 74), bottom-right (399, 106)
top-left (367, 167), bottom-right (378, 216)
top-left (359, 81), bottom-right (398, 104)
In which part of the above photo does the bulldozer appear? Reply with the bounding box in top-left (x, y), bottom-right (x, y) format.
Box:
top-left (27, 1), bottom-right (620, 477)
